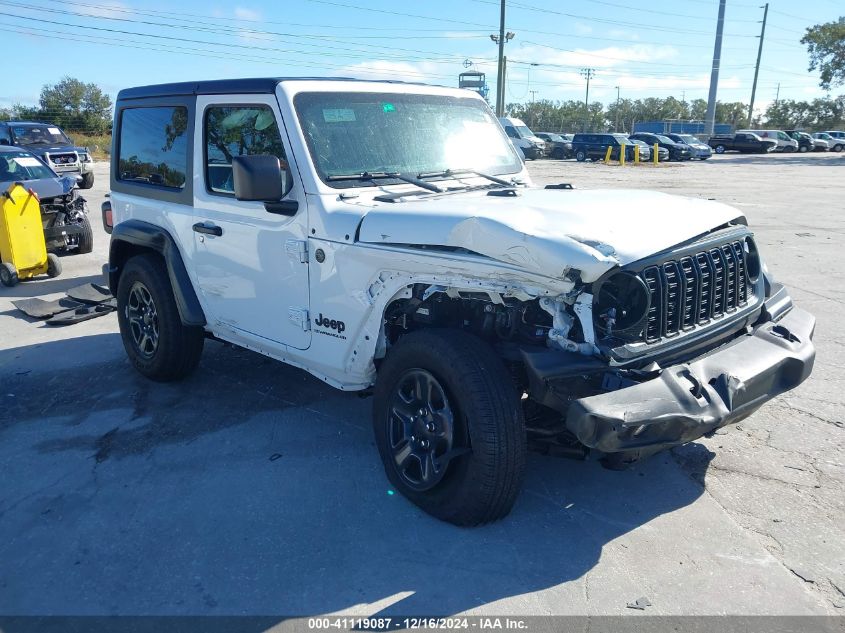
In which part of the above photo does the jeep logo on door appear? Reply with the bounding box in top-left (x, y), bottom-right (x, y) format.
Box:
top-left (314, 313), bottom-right (346, 339)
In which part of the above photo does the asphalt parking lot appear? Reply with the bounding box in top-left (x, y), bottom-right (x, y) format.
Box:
top-left (1, 153), bottom-right (843, 617)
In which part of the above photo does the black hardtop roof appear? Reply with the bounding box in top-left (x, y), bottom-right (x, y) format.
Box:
top-left (117, 77), bottom-right (432, 101)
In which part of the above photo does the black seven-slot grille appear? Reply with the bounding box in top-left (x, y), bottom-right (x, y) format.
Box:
top-left (640, 240), bottom-right (750, 342)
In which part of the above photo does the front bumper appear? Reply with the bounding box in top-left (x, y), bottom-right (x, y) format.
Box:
top-left (565, 306), bottom-right (815, 454)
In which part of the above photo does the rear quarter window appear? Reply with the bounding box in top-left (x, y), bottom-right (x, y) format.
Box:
top-left (118, 106), bottom-right (188, 189)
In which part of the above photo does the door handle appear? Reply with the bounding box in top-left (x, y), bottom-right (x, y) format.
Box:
top-left (193, 222), bottom-right (222, 237)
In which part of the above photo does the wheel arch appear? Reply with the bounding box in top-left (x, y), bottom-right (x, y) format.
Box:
top-left (108, 219), bottom-right (206, 327)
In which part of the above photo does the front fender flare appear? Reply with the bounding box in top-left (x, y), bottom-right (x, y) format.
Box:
top-left (108, 219), bottom-right (206, 327)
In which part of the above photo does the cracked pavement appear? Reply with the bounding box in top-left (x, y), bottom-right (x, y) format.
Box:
top-left (0, 156), bottom-right (843, 616)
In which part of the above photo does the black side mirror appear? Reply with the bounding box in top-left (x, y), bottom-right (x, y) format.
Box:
top-left (232, 155), bottom-right (297, 216)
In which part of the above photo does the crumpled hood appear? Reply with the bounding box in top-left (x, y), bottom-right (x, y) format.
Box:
top-left (357, 188), bottom-right (744, 282)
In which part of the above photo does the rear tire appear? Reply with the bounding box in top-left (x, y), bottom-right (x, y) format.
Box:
top-left (76, 216), bottom-right (94, 254)
top-left (373, 329), bottom-right (526, 526)
top-left (0, 262), bottom-right (18, 287)
top-left (46, 253), bottom-right (62, 278)
top-left (116, 253), bottom-right (204, 382)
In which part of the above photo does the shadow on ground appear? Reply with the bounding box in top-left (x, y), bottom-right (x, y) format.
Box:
top-left (0, 334), bottom-right (710, 616)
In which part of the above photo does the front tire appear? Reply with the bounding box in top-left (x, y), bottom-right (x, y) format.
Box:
top-left (116, 254), bottom-right (204, 382)
top-left (575, 150), bottom-right (587, 162)
top-left (79, 172), bottom-right (94, 189)
top-left (76, 216), bottom-right (94, 254)
top-left (46, 253), bottom-right (62, 278)
top-left (373, 329), bottom-right (526, 526)
top-left (714, 145), bottom-right (726, 154)
top-left (0, 262), bottom-right (18, 287)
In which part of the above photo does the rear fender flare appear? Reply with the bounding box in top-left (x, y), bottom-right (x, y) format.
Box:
top-left (108, 219), bottom-right (206, 327)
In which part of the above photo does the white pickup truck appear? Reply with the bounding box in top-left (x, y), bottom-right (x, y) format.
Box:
top-left (103, 78), bottom-right (815, 525)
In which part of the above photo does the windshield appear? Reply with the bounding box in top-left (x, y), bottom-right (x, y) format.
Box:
top-left (10, 124), bottom-right (71, 146)
top-left (0, 151), bottom-right (55, 183)
top-left (545, 134), bottom-right (563, 142)
top-left (816, 133), bottom-right (832, 140)
top-left (295, 92), bottom-right (522, 187)
top-left (679, 135), bottom-right (700, 144)
top-left (655, 134), bottom-right (673, 144)
top-left (514, 125), bottom-right (536, 139)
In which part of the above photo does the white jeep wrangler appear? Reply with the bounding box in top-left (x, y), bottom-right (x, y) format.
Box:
top-left (104, 78), bottom-right (815, 525)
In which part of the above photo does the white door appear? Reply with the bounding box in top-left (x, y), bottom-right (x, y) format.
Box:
top-left (191, 95), bottom-right (311, 350)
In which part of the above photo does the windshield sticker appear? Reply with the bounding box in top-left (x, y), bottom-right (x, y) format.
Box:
top-left (47, 127), bottom-right (61, 135)
top-left (382, 103), bottom-right (396, 113)
top-left (13, 156), bottom-right (43, 168)
top-left (323, 109), bottom-right (356, 123)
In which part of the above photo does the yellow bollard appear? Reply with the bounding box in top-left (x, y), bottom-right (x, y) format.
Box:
top-left (604, 146), bottom-right (613, 164)
top-left (653, 143), bottom-right (659, 164)
top-left (634, 144), bottom-right (640, 164)
top-left (620, 145), bottom-right (626, 166)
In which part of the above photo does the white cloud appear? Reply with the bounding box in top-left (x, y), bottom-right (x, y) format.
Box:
top-left (74, 0), bottom-right (129, 19)
top-left (336, 60), bottom-right (447, 83)
top-left (233, 7), bottom-right (261, 21)
top-left (574, 23), bottom-right (593, 35)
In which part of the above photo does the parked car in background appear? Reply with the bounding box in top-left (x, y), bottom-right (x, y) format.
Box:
top-left (822, 131), bottom-right (845, 148)
top-left (570, 133), bottom-right (639, 162)
top-left (536, 132), bottom-right (572, 159)
top-left (628, 133), bottom-right (691, 161)
top-left (628, 139), bottom-right (668, 162)
top-left (810, 135), bottom-right (830, 152)
top-left (666, 133), bottom-right (712, 160)
top-left (784, 131), bottom-right (815, 153)
top-left (708, 132), bottom-right (777, 154)
top-left (0, 146), bottom-right (92, 253)
top-left (0, 121), bottom-right (95, 188)
top-left (537, 132), bottom-right (572, 158)
top-left (813, 132), bottom-right (842, 152)
top-left (499, 117), bottom-right (545, 159)
top-left (737, 130), bottom-right (798, 152)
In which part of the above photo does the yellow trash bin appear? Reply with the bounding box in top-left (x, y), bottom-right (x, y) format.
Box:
top-left (0, 183), bottom-right (61, 287)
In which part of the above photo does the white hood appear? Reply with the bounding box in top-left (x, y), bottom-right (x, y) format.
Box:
top-left (357, 188), bottom-right (744, 282)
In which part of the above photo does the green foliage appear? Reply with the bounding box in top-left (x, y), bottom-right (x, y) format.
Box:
top-left (505, 94), bottom-right (845, 133)
top-left (802, 17), bottom-right (845, 91)
top-left (763, 96), bottom-right (845, 129)
top-left (4, 77), bottom-right (113, 135)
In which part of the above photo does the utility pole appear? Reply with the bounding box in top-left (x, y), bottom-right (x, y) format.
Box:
top-left (490, 1), bottom-right (514, 117)
top-left (704, 0), bottom-right (727, 139)
top-left (774, 82), bottom-right (780, 106)
top-left (614, 85), bottom-right (620, 131)
top-left (747, 2), bottom-right (768, 127)
top-left (581, 68), bottom-right (595, 132)
top-left (496, 0), bottom-right (505, 116)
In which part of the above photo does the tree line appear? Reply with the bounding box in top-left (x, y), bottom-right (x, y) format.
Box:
top-left (507, 94), bottom-right (845, 134)
top-left (0, 77), bottom-right (113, 135)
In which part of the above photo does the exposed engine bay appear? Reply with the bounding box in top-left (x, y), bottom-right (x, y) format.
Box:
top-left (40, 188), bottom-right (92, 254)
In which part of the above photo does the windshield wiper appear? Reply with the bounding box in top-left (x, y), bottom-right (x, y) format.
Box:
top-left (417, 168), bottom-right (514, 187)
top-left (326, 171), bottom-right (443, 193)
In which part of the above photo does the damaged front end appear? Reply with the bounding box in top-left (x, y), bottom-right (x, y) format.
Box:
top-left (38, 177), bottom-right (91, 253)
top-left (521, 226), bottom-right (816, 460)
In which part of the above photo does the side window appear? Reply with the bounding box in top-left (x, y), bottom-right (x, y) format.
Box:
top-left (204, 105), bottom-right (287, 195)
top-left (0, 125), bottom-right (10, 144)
top-left (118, 106), bottom-right (188, 189)
top-left (505, 126), bottom-right (519, 139)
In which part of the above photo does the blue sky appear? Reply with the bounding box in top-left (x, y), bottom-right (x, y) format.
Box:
top-left (1, 0), bottom-right (842, 118)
